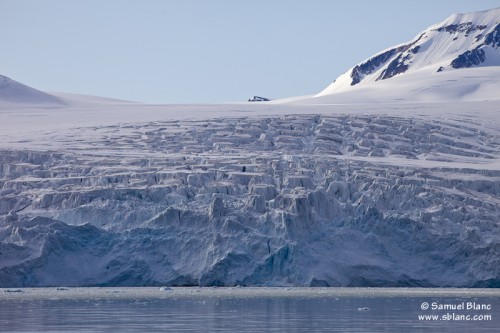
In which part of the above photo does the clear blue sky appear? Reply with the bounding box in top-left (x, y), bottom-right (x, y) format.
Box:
top-left (1, 0), bottom-right (499, 103)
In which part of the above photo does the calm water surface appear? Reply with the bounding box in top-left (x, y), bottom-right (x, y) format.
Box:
top-left (0, 287), bottom-right (498, 332)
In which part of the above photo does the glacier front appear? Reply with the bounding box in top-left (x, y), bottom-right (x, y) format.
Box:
top-left (0, 101), bottom-right (499, 287)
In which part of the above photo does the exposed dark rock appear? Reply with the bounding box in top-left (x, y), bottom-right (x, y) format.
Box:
top-left (484, 23), bottom-right (500, 47)
top-left (349, 34), bottom-right (425, 85)
top-left (434, 22), bottom-right (487, 35)
top-left (248, 96), bottom-right (270, 102)
top-left (377, 54), bottom-right (411, 80)
top-left (350, 49), bottom-right (398, 85)
top-left (451, 48), bottom-right (486, 68)
top-left (449, 23), bottom-right (499, 69)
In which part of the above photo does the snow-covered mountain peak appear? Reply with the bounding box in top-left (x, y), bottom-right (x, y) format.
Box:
top-left (0, 74), bottom-right (64, 105)
top-left (317, 7), bottom-right (500, 96)
top-left (440, 7), bottom-right (500, 27)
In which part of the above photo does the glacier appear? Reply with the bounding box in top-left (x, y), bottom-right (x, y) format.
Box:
top-left (1, 7), bottom-right (500, 288)
top-left (0, 101), bottom-right (499, 287)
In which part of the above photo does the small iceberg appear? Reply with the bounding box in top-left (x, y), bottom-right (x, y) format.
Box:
top-left (4, 289), bottom-right (24, 293)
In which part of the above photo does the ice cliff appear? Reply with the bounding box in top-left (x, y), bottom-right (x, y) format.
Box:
top-left (1, 113), bottom-right (499, 287)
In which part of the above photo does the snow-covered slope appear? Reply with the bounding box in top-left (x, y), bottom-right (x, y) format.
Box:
top-left (52, 92), bottom-right (138, 106)
top-left (289, 66), bottom-right (500, 105)
top-left (312, 7), bottom-right (500, 102)
top-left (0, 75), bottom-right (63, 105)
top-left (0, 75), bottom-right (135, 107)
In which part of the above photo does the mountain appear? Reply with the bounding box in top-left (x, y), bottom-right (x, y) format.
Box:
top-left (0, 75), bottom-right (138, 106)
top-left (310, 7), bottom-right (500, 102)
top-left (0, 75), bottom-right (64, 105)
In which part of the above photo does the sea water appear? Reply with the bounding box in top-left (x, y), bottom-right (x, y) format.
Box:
top-left (0, 287), bottom-right (498, 332)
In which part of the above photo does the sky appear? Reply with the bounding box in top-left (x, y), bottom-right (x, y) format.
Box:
top-left (1, 0), bottom-right (500, 104)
